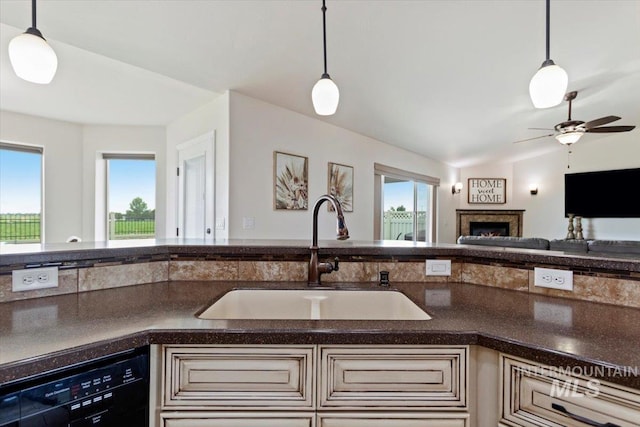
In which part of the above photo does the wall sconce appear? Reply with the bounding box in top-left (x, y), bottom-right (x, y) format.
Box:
top-left (452, 182), bottom-right (463, 195)
top-left (529, 184), bottom-right (539, 195)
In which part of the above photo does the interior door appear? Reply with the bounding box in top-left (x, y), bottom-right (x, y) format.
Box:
top-left (177, 133), bottom-right (215, 240)
top-left (182, 155), bottom-right (205, 239)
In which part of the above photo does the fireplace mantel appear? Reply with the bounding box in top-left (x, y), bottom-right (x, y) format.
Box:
top-left (456, 209), bottom-right (524, 238)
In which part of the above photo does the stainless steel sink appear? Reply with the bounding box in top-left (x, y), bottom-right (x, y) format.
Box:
top-left (198, 289), bottom-right (431, 320)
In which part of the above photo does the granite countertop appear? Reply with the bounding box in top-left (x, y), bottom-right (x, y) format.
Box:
top-left (1, 280), bottom-right (639, 389)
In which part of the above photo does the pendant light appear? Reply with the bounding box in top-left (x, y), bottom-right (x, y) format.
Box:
top-left (529, 0), bottom-right (567, 109)
top-left (312, 0), bottom-right (339, 116)
top-left (8, 0), bottom-right (58, 84)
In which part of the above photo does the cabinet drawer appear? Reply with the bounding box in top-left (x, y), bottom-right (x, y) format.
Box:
top-left (318, 412), bottom-right (469, 427)
top-left (163, 345), bottom-right (314, 409)
top-left (500, 354), bottom-right (640, 427)
top-left (161, 411), bottom-right (315, 427)
top-left (319, 346), bottom-right (467, 409)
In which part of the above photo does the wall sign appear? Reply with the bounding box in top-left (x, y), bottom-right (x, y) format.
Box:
top-left (468, 178), bottom-right (506, 204)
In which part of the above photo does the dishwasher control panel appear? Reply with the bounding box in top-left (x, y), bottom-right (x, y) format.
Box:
top-left (0, 347), bottom-right (149, 427)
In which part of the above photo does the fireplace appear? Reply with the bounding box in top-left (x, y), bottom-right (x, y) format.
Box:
top-left (456, 209), bottom-right (524, 238)
top-left (469, 221), bottom-right (510, 237)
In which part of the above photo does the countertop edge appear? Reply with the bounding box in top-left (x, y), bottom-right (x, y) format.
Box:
top-left (2, 327), bottom-right (639, 390)
top-left (1, 241), bottom-right (638, 272)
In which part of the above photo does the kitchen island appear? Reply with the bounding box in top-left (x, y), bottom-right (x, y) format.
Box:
top-left (1, 240), bottom-right (639, 385)
top-left (2, 279), bottom-right (639, 389)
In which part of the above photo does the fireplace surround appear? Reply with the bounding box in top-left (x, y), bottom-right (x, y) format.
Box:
top-left (456, 209), bottom-right (524, 238)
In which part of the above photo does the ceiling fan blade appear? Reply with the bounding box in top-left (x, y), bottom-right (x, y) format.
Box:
top-left (586, 125), bottom-right (636, 133)
top-left (583, 115), bottom-right (620, 129)
top-left (512, 133), bottom-right (554, 144)
top-left (528, 127), bottom-right (554, 131)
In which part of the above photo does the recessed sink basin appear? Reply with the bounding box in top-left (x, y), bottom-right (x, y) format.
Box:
top-left (198, 289), bottom-right (431, 320)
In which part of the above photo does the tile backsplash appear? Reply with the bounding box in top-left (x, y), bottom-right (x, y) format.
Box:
top-left (1, 258), bottom-right (638, 308)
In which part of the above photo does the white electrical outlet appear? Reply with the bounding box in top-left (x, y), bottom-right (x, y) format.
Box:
top-left (425, 259), bottom-right (451, 276)
top-left (534, 267), bottom-right (573, 291)
top-left (12, 266), bottom-right (59, 292)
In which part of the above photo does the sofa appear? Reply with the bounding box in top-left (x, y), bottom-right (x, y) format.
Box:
top-left (456, 235), bottom-right (640, 256)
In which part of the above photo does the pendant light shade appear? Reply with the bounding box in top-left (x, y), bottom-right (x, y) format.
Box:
top-left (312, 0), bottom-right (339, 116)
top-left (8, 0), bottom-right (58, 84)
top-left (529, 0), bottom-right (567, 108)
top-left (529, 60), bottom-right (568, 109)
top-left (312, 74), bottom-right (340, 116)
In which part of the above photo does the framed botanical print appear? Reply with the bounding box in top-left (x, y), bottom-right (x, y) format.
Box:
top-left (328, 162), bottom-right (353, 212)
top-left (274, 151), bottom-right (308, 210)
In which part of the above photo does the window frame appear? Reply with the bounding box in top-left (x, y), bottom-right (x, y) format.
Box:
top-left (102, 153), bottom-right (156, 241)
top-left (0, 142), bottom-right (44, 244)
top-left (374, 163), bottom-right (440, 242)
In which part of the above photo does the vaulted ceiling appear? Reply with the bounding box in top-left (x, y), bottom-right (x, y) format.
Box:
top-left (1, 0), bottom-right (639, 167)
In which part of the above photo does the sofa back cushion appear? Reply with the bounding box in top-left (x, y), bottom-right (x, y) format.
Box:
top-left (457, 236), bottom-right (550, 250)
top-left (587, 240), bottom-right (640, 256)
top-left (549, 239), bottom-right (589, 253)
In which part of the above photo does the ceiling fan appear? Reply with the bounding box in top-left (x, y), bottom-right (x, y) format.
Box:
top-left (514, 91), bottom-right (636, 145)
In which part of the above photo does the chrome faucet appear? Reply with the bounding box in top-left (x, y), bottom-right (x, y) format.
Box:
top-left (308, 194), bottom-right (349, 285)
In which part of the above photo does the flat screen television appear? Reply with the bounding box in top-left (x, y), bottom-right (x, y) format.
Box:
top-left (564, 168), bottom-right (640, 218)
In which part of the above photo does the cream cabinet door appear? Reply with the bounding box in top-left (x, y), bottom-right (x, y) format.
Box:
top-left (162, 411), bottom-right (314, 427)
top-left (319, 346), bottom-right (467, 409)
top-left (500, 354), bottom-right (640, 427)
top-left (163, 345), bottom-right (314, 409)
top-left (318, 412), bottom-right (469, 427)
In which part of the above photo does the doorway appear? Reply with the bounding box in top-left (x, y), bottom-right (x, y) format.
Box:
top-left (374, 163), bottom-right (439, 242)
top-left (177, 132), bottom-right (215, 240)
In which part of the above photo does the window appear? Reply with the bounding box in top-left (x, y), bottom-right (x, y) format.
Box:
top-left (0, 143), bottom-right (43, 244)
top-left (374, 163), bottom-right (439, 242)
top-left (104, 154), bottom-right (156, 240)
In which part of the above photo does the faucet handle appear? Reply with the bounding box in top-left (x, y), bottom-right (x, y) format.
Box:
top-left (333, 257), bottom-right (340, 272)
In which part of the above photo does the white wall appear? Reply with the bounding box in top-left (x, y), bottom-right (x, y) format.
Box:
top-left (166, 92), bottom-right (230, 239)
top-left (81, 125), bottom-right (166, 241)
top-left (228, 92), bottom-right (459, 242)
top-left (0, 111), bottom-right (83, 244)
top-left (461, 132), bottom-right (640, 240)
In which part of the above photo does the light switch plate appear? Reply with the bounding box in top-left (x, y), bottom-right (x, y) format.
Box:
top-left (242, 217), bottom-right (255, 230)
top-left (215, 217), bottom-right (225, 230)
top-left (425, 259), bottom-right (451, 276)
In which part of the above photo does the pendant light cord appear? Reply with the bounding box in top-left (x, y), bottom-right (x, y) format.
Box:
top-left (32, 0), bottom-right (37, 29)
top-left (545, 0), bottom-right (550, 61)
top-left (321, 0), bottom-right (329, 78)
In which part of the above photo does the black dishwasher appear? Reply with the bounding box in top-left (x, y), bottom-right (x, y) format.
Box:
top-left (0, 346), bottom-right (149, 427)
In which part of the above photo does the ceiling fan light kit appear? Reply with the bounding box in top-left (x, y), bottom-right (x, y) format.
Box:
top-left (312, 0), bottom-right (339, 116)
top-left (8, 0), bottom-right (58, 84)
top-left (555, 131), bottom-right (583, 145)
top-left (529, 0), bottom-right (567, 108)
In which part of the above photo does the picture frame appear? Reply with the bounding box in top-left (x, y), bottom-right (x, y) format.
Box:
top-left (468, 178), bottom-right (506, 204)
top-left (274, 151), bottom-right (308, 210)
top-left (328, 162), bottom-right (354, 212)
